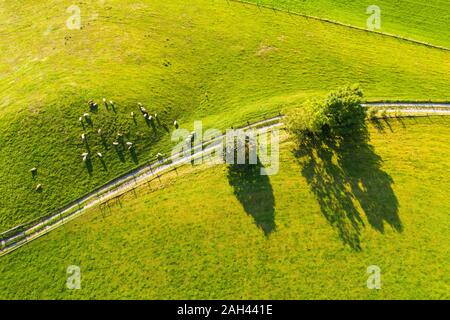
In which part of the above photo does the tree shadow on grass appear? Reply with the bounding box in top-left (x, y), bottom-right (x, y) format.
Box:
top-left (295, 126), bottom-right (402, 250)
top-left (227, 159), bottom-right (276, 237)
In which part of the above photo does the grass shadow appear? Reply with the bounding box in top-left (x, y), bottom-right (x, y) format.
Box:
top-left (295, 126), bottom-right (402, 250)
top-left (227, 159), bottom-right (276, 237)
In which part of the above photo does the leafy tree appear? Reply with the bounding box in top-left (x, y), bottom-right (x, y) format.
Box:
top-left (285, 84), bottom-right (366, 140)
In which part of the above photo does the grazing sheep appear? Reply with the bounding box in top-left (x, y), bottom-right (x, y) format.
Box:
top-left (35, 184), bottom-right (43, 192)
top-left (103, 98), bottom-right (107, 106)
top-left (88, 100), bottom-right (99, 111)
top-left (113, 141), bottom-right (119, 146)
top-left (79, 117), bottom-right (83, 123)
top-left (98, 129), bottom-right (102, 135)
top-left (97, 152), bottom-right (103, 158)
top-left (83, 113), bottom-right (89, 119)
top-left (139, 105), bottom-right (148, 114)
top-left (174, 120), bottom-right (179, 129)
top-left (30, 167), bottom-right (37, 176)
top-left (131, 112), bottom-right (135, 117)
top-left (81, 152), bottom-right (89, 162)
top-left (126, 142), bottom-right (133, 150)
top-left (81, 133), bottom-right (86, 141)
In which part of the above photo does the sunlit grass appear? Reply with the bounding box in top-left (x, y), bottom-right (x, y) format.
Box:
top-left (0, 0), bottom-right (449, 231)
top-left (1, 117), bottom-right (449, 299)
top-left (244, 0), bottom-right (450, 48)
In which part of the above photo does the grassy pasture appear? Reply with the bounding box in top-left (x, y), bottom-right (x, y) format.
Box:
top-left (0, 0), bottom-right (449, 232)
top-left (244, 0), bottom-right (450, 48)
top-left (0, 117), bottom-right (449, 299)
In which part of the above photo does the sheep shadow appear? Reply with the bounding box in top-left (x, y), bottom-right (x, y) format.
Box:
top-left (130, 148), bottom-right (139, 164)
top-left (99, 158), bottom-right (108, 171)
top-left (114, 145), bottom-right (126, 162)
top-left (295, 126), bottom-right (402, 250)
top-left (227, 159), bottom-right (276, 237)
top-left (84, 158), bottom-right (94, 176)
top-left (101, 136), bottom-right (109, 150)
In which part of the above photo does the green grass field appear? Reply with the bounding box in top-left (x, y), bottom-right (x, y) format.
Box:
top-left (1, 0), bottom-right (450, 300)
top-left (1, 117), bottom-right (449, 299)
top-left (245, 0), bottom-right (450, 48)
top-left (0, 0), bottom-right (450, 233)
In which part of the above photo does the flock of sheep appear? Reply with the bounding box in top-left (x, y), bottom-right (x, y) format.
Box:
top-left (30, 99), bottom-right (178, 192)
top-left (77, 99), bottom-right (176, 168)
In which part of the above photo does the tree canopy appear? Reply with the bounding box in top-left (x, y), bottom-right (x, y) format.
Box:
top-left (285, 85), bottom-right (366, 140)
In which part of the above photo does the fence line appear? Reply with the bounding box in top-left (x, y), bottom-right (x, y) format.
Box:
top-left (0, 116), bottom-right (283, 256)
top-left (227, 0), bottom-right (450, 52)
top-left (1, 104), bottom-right (449, 256)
